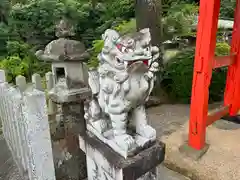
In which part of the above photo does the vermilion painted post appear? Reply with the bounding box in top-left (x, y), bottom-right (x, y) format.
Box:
top-left (224, 0), bottom-right (240, 115)
top-left (188, 0), bottom-right (220, 150)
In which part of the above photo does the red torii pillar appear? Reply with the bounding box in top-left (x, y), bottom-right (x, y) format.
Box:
top-left (188, 0), bottom-right (240, 150)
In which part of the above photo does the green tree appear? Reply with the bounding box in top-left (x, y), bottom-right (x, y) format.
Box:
top-left (9, 0), bottom-right (69, 47)
top-left (6, 0), bottom-right (135, 48)
top-left (162, 42), bottom-right (230, 103)
top-left (220, 0), bottom-right (236, 19)
top-left (0, 40), bottom-right (50, 82)
top-left (162, 2), bottom-right (198, 41)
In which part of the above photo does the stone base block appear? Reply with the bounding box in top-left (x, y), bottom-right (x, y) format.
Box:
top-left (87, 124), bottom-right (156, 158)
top-left (79, 131), bottom-right (165, 180)
top-left (179, 142), bottom-right (209, 161)
top-left (49, 87), bottom-right (91, 104)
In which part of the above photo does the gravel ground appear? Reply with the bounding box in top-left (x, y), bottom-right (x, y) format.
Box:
top-left (0, 104), bottom-right (200, 180)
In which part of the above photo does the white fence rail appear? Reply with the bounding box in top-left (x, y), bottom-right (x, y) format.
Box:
top-left (0, 70), bottom-right (56, 180)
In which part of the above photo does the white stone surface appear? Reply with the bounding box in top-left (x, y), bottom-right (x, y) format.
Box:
top-left (84, 28), bottom-right (159, 158)
top-left (45, 72), bottom-right (57, 115)
top-left (0, 70), bottom-right (56, 180)
top-left (32, 73), bottom-right (43, 91)
top-left (0, 69), bottom-right (6, 82)
top-left (79, 135), bottom-right (157, 180)
top-left (22, 89), bottom-right (56, 180)
top-left (192, 15), bottom-right (234, 30)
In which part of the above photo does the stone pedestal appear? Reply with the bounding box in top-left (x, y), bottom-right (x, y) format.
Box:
top-left (59, 102), bottom-right (87, 180)
top-left (79, 132), bottom-right (165, 180)
top-left (35, 18), bottom-right (91, 180)
top-left (49, 89), bottom-right (90, 180)
top-left (50, 101), bottom-right (88, 180)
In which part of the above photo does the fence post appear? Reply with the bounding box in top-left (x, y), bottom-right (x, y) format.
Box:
top-left (0, 69), bottom-right (6, 82)
top-left (16, 75), bottom-right (27, 93)
top-left (14, 75), bottom-right (29, 175)
top-left (46, 72), bottom-right (57, 115)
top-left (188, 0), bottom-right (221, 150)
top-left (22, 89), bottom-right (56, 180)
top-left (32, 73), bottom-right (43, 91)
top-left (0, 70), bottom-right (9, 147)
top-left (8, 86), bottom-right (30, 177)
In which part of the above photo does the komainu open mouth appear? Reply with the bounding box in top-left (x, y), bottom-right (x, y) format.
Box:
top-left (116, 43), bottom-right (150, 66)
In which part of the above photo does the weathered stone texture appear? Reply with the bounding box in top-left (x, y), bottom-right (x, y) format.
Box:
top-left (50, 102), bottom-right (87, 180)
top-left (79, 131), bottom-right (165, 180)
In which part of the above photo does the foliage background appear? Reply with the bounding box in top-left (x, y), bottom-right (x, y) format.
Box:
top-left (0, 0), bottom-right (236, 102)
top-left (162, 42), bottom-right (230, 103)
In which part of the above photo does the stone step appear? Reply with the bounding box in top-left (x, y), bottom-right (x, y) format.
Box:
top-left (82, 165), bottom-right (191, 180)
top-left (158, 165), bottom-right (191, 180)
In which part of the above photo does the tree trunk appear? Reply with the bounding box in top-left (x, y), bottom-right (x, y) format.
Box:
top-left (135, 0), bottom-right (162, 51)
top-left (91, 0), bottom-right (97, 9)
top-left (135, 0), bottom-right (164, 97)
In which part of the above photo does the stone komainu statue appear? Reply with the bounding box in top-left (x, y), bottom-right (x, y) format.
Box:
top-left (84, 28), bottom-right (160, 158)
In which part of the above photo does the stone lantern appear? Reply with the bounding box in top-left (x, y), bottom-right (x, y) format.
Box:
top-left (36, 18), bottom-right (90, 103)
top-left (35, 18), bottom-right (90, 180)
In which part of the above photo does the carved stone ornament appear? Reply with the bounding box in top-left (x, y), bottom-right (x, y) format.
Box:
top-left (35, 18), bottom-right (89, 62)
top-left (84, 28), bottom-right (160, 158)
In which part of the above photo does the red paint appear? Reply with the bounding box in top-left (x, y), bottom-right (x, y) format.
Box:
top-left (188, 0), bottom-right (220, 150)
top-left (212, 55), bottom-right (236, 69)
top-left (206, 106), bottom-right (229, 126)
top-left (128, 60), bottom-right (148, 66)
top-left (116, 43), bottom-right (149, 66)
top-left (224, 0), bottom-right (240, 115)
top-left (188, 0), bottom-right (240, 150)
top-left (116, 44), bottom-right (122, 50)
top-left (143, 60), bottom-right (148, 65)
